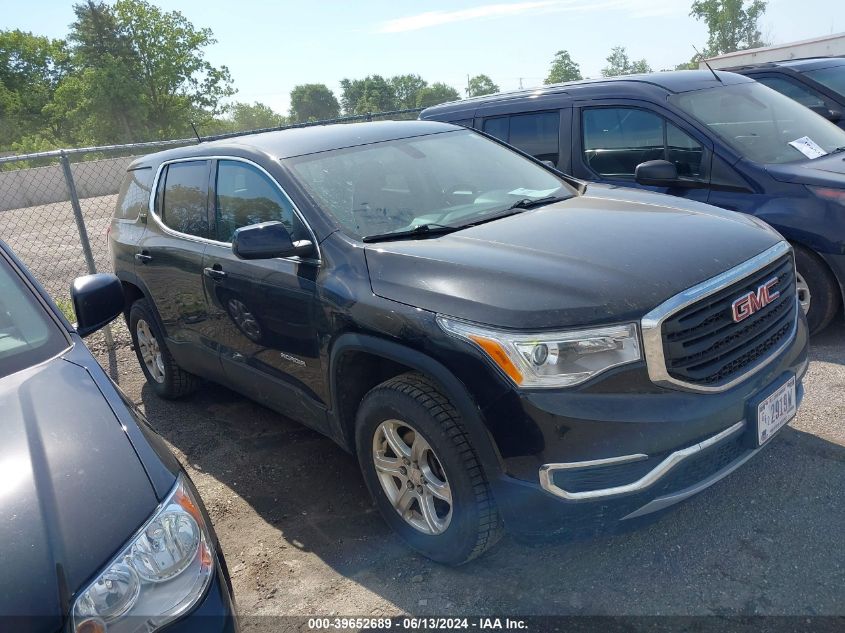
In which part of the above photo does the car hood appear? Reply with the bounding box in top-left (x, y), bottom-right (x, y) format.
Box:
top-left (0, 355), bottom-right (157, 632)
top-left (765, 153), bottom-right (845, 186)
top-left (365, 184), bottom-right (783, 329)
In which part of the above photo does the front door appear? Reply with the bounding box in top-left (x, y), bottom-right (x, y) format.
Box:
top-left (572, 102), bottom-right (711, 204)
top-left (201, 158), bottom-right (326, 431)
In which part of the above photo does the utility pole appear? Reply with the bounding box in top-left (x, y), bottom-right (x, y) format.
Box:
top-left (467, 74), bottom-right (471, 97)
top-left (518, 77), bottom-right (523, 89)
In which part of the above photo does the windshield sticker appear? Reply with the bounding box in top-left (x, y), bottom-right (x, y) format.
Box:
top-left (788, 136), bottom-right (828, 160)
top-left (508, 187), bottom-right (559, 198)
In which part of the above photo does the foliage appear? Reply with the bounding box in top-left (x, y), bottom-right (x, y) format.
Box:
top-left (601, 46), bottom-right (652, 77)
top-left (691, 0), bottom-right (768, 57)
top-left (289, 83), bottom-right (340, 122)
top-left (389, 74), bottom-right (428, 110)
top-left (416, 83), bottom-right (460, 109)
top-left (544, 50), bottom-right (582, 84)
top-left (228, 101), bottom-right (285, 131)
top-left (466, 74), bottom-right (499, 97)
top-left (340, 75), bottom-right (397, 115)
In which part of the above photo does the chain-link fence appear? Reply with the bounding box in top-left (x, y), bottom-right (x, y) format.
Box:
top-left (0, 108), bottom-right (423, 330)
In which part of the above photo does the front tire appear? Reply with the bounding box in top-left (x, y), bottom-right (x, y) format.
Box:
top-left (129, 299), bottom-right (200, 399)
top-left (355, 373), bottom-right (502, 565)
top-left (793, 244), bottom-right (840, 334)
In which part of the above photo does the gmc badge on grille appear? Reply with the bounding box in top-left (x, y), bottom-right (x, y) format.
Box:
top-left (731, 277), bottom-right (780, 323)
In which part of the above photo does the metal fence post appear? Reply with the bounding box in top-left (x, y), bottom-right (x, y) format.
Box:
top-left (59, 150), bottom-right (114, 348)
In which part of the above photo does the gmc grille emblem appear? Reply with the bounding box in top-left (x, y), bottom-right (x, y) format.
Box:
top-left (731, 277), bottom-right (780, 323)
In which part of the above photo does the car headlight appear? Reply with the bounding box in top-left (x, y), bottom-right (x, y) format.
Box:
top-left (72, 475), bottom-right (214, 633)
top-left (437, 316), bottom-right (641, 388)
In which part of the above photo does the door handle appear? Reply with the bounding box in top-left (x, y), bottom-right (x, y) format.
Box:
top-left (203, 266), bottom-right (227, 281)
top-left (135, 252), bottom-right (152, 264)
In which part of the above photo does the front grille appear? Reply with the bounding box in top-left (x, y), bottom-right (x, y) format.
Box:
top-left (661, 254), bottom-right (797, 387)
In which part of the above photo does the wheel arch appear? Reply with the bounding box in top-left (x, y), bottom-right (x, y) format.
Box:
top-left (788, 239), bottom-right (844, 317)
top-left (114, 270), bottom-right (170, 336)
top-left (328, 333), bottom-right (505, 481)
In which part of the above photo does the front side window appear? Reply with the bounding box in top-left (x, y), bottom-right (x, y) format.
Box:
top-left (804, 64), bottom-right (845, 97)
top-left (582, 107), bottom-right (704, 178)
top-left (214, 161), bottom-right (305, 243)
top-left (159, 161), bottom-right (209, 238)
top-left (482, 112), bottom-right (560, 163)
top-left (288, 129), bottom-right (574, 240)
top-left (670, 81), bottom-right (845, 164)
top-left (754, 76), bottom-right (827, 109)
top-left (0, 254), bottom-right (68, 379)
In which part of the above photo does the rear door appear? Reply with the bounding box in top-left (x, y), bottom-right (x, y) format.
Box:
top-left (201, 158), bottom-right (327, 431)
top-left (136, 159), bottom-right (220, 377)
top-left (571, 100), bottom-right (711, 203)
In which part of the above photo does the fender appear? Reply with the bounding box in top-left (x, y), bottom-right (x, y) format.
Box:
top-left (114, 268), bottom-right (171, 338)
top-left (328, 332), bottom-right (505, 482)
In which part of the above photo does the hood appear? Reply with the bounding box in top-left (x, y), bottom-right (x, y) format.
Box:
top-left (365, 185), bottom-right (783, 329)
top-left (765, 153), bottom-right (845, 187)
top-left (0, 355), bottom-right (158, 632)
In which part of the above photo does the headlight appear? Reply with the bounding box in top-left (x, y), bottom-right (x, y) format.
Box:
top-left (437, 316), bottom-right (641, 388)
top-left (72, 475), bottom-right (214, 633)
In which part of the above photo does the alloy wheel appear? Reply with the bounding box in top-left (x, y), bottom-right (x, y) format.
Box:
top-left (372, 419), bottom-right (453, 535)
top-left (136, 319), bottom-right (165, 383)
top-left (796, 272), bottom-right (811, 315)
top-left (227, 298), bottom-right (262, 342)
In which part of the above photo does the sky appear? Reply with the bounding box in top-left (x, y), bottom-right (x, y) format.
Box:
top-left (2, 0), bottom-right (842, 115)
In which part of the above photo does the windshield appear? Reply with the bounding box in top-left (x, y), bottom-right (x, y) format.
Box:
top-left (288, 129), bottom-right (574, 239)
top-left (804, 64), bottom-right (845, 98)
top-left (670, 81), bottom-right (845, 164)
top-left (0, 252), bottom-right (69, 380)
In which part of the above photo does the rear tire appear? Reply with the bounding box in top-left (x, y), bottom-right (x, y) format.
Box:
top-left (129, 299), bottom-right (201, 399)
top-left (355, 372), bottom-right (502, 565)
top-left (793, 244), bottom-right (840, 335)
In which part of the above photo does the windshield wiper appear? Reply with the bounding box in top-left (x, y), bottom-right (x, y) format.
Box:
top-left (831, 146), bottom-right (845, 155)
top-left (362, 223), bottom-right (458, 243)
top-left (506, 195), bottom-right (567, 211)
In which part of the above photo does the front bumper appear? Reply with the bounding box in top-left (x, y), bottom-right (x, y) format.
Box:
top-left (485, 312), bottom-right (809, 538)
top-left (163, 554), bottom-right (238, 633)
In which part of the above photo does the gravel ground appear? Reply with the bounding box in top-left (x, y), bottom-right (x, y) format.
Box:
top-left (91, 321), bottom-right (845, 623)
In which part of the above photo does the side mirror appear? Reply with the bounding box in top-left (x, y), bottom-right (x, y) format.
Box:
top-left (635, 160), bottom-right (679, 186)
top-left (541, 159), bottom-right (557, 169)
top-left (808, 104), bottom-right (841, 122)
top-left (71, 273), bottom-right (124, 337)
top-left (232, 221), bottom-right (314, 260)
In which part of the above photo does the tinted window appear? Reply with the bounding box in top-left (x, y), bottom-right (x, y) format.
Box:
top-left (289, 130), bottom-right (574, 240)
top-left (583, 108), bottom-right (704, 178)
top-left (160, 161), bottom-right (209, 237)
top-left (804, 65), bottom-right (845, 97)
top-left (115, 168), bottom-right (153, 220)
top-left (755, 76), bottom-right (826, 108)
top-left (482, 117), bottom-right (509, 142)
top-left (508, 112), bottom-right (560, 163)
top-left (671, 81), bottom-right (845, 164)
top-left (0, 253), bottom-right (68, 379)
top-left (215, 161), bottom-right (305, 243)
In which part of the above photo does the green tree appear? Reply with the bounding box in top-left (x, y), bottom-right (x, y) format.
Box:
top-left (112, 0), bottom-right (235, 137)
top-left (389, 74), bottom-right (428, 110)
top-left (229, 101), bottom-right (284, 130)
top-left (691, 0), bottom-right (768, 57)
top-left (416, 82), bottom-right (460, 108)
top-left (601, 46), bottom-right (652, 77)
top-left (0, 29), bottom-right (68, 149)
top-left (544, 50), bottom-right (582, 84)
top-left (289, 83), bottom-right (340, 122)
top-left (339, 75), bottom-right (396, 114)
top-left (466, 74), bottom-right (499, 97)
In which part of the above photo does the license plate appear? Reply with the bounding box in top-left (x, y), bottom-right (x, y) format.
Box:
top-left (756, 376), bottom-right (796, 445)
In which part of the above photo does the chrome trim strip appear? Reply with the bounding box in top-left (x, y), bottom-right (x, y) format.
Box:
top-left (538, 420), bottom-right (745, 501)
top-left (641, 241), bottom-right (796, 393)
top-left (621, 442), bottom-right (760, 520)
top-left (147, 155), bottom-right (321, 263)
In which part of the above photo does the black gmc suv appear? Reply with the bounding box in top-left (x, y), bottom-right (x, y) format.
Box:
top-left (109, 121), bottom-right (808, 564)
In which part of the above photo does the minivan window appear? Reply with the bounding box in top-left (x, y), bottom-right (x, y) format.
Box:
top-left (482, 112), bottom-right (560, 163)
top-left (215, 160), bottom-right (305, 243)
top-left (160, 161), bottom-right (210, 237)
top-left (754, 76), bottom-right (827, 109)
top-left (288, 129), bottom-right (574, 240)
top-left (582, 107), bottom-right (704, 178)
top-left (0, 254), bottom-right (68, 379)
top-left (670, 81), bottom-right (845, 164)
top-left (804, 64), bottom-right (845, 97)
top-left (115, 167), bottom-right (153, 220)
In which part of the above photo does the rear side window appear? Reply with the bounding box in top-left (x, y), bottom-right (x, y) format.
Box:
top-left (582, 107), bottom-right (704, 179)
top-left (159, 161), bottom-right (210, 238)
top-left (755, 76), bottom-right (827, 109)
top-left (214, 160), bottom-right (306, 243)
top-left (114, 167), bottom-right (153, 220)
top-left (482, 111), bottom-right (560, 164)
